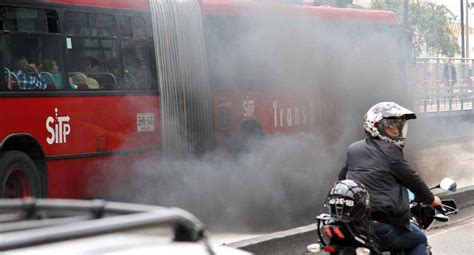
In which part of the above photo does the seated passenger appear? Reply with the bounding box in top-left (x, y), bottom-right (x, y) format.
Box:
top-left (41, 59), bottom-right (77, 89)
top-left (107, 59), bottom-right (137, 89)
top-left (14, 58), bottom-right (47, 90)
top-left (71, 57), bottom-right (101, 89)
top-left (82, 57), bottom-right (100, 89)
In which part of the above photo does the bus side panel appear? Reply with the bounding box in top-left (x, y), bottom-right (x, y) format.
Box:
top-left (213, 89), bottom-right (311, 147)
top-left (0, 95), bottom-right (160, 198)
top-left (47, 150), bottom-right (160, 198)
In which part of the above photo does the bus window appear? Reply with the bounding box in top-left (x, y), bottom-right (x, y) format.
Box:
top-left (64, 12), bottom-right (89, 35)
top-left (0, 35), bottom-right (7, 90)
top-left (123, 41), bottom-right (150, 89)
top-left (0, 7), bottom-right (58, 33)
top-left (132, 16), bottom-right (146, 39)
top-left (64, 12), bottom-right (116, 37)
top-left (66, 38), bottom-right (119, 90)
top-left (46, 9), bottom-right (59, 33)
top-left (3, 35), bottom-right (63, 90)
top-left (118, 15), bottom-right (133, 38)
top-left (90, 13), bottom-right (116, 37)
top-left (204, 16), bottom-right (243, 89)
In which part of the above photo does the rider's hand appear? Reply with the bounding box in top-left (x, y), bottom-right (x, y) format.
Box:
top-left (430, 195), bottom-right (443, 209)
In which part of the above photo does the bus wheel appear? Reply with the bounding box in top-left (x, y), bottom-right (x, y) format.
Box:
top-left (0, 151), bottom-right (41, 198)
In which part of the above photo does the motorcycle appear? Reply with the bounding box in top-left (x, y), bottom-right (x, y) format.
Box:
top-left (306, 178), bottom-right (459, 255)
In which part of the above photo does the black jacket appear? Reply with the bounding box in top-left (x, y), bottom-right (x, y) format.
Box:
top-left (338, 138), bottom-right (434, 229)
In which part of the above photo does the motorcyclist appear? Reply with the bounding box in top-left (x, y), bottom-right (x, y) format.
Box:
top-left (338, 102), bottom-right (442, 255)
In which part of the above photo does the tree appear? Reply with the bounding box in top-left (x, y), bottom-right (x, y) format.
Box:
top-left (371, 0), bottom-right (459, 57)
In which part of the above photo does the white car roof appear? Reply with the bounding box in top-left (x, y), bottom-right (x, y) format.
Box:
top-left (7, 233), bottom-right (250, 255)
top-left (0, 199), bottom-right (251, 255)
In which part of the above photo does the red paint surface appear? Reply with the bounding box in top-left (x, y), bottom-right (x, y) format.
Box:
top-left (0, 95), bottom-right (160, 198)
top-left (213, 89), bottom-right (312, 148)
top-left (201, 1), bottom-right (396, 24)
top-left (40, 0), bottom-right (395, 23)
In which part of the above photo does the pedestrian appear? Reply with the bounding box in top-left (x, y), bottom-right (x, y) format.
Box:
top-left (441, 60), bottom-right (457, 98)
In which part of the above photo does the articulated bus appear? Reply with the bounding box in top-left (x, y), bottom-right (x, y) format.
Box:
top-left (0, 0), bottom-right (404, 198)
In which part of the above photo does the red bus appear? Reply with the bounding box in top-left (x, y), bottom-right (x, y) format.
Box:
top-left (0, 0), bottom-right (403, 198)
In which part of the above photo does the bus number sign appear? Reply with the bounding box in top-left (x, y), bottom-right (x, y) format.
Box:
top-left (137, 113), bottom-right (155, 133)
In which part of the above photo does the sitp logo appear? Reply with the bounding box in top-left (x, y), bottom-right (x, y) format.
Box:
top-left (46, 108), bottom-right (71, 145)
top-left (242, 96), bottom-right (255, 118)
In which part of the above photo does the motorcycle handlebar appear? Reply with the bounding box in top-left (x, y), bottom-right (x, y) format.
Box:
top-left (416, 200), bottom-right (456, 215)
top-left (435, 205), bottom-right (446, 215)
top-left (441, 204), bottom-right (458, 216)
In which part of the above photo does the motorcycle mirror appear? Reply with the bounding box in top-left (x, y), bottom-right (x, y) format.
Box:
top-left (434, 213), bottom-right (449, 222)
top-left (439, 178), bottom-right (457, 192)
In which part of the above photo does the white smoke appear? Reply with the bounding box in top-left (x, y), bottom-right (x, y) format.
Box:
top-left (90, 2), bottom-right (472, 232)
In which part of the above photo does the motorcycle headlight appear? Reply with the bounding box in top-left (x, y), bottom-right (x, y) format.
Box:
top-left (356, 247), bottom-right (370, 255)
top-left (306, 243), bottom-right (321, 253)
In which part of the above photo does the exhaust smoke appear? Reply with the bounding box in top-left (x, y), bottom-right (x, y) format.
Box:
top-left (99, 1), bottom-right (472, 231)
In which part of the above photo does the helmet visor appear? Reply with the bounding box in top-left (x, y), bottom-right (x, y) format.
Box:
top-left (402, 122), bottom-right (408, 138)
top-left (380, 119), bottom-right (407, 139)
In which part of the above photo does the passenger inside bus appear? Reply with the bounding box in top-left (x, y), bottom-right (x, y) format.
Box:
top-left (107, 58), bottom-right (137, 89)
top-left (14, 58), bottom-right (47, 90)
top-left (123, 42), bottom-right (150, 89)
top-left (71, 57), bottom-right (100, 89)
top-left (41, 59), bottom-right (78, 90)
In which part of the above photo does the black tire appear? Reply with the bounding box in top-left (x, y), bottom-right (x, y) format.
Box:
top-left (0, 151), bottom-right (41, 198)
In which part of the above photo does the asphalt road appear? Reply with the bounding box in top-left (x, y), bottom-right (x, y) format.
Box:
top-left (212, 208), bottom-right (474, 254)
top-left (428, 216), bottom-right (474, 254)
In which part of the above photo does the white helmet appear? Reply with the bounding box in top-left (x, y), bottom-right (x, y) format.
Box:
top-left (363, 102), bottom-right (416, 148)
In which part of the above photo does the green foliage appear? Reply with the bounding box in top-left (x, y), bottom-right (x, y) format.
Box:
top-left (370, 0), bottom-right (459, 57)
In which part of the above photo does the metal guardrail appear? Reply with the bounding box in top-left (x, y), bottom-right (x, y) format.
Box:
top-left (414, 58), bottom-right (474, 113)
